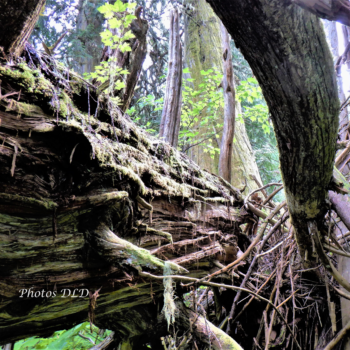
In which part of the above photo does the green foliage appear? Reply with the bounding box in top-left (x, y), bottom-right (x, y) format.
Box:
top-left (84, 1), bottom-right (137, 98)
top-left (179, 67), bottom-right (223, 157)
top-left (8, 322), bottom-right (111, 350)
top-left (127, 94), bottom-right (163, 134)
top-left (236, 78), bottom-right (270, 134)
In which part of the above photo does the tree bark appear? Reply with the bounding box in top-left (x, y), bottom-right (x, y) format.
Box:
top-left (159, 8), bottom-right (183, 147)
top-left (207, 0), bottom-right (339, 263)
top-left (76, 0), bottom-right (105, 75)
top-left (218, 23), bottom-right (236, 183)
top-left (99, 7), bottom-right (149, 113)
top-left (184, 0), bottom-right (262, 193)
top-left (0, 0), bottom-right (45, 57)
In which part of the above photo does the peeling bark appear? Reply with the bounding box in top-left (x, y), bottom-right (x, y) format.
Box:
top-left (0, 53), bottom-right (245, 346)
top-left (159, 8), bottom-right (183, 148)
top-left (218, 23), bottom-right (236, 183)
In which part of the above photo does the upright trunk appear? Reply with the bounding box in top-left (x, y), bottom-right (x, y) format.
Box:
top-left (75, 0), bottom-right (105, 75)
top-left (159, 8), bottom-right (183, 148)
top-left (218, 24), bottom-right (235, 183)
top-left (184, 0), bottom-right (262, 192)
top-left (0, 0), bottom-right (45, 58)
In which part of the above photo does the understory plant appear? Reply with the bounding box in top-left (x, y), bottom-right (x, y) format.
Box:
top-left (85, 0), bottom-right (137, 103)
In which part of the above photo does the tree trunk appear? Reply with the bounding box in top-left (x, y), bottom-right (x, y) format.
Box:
top-left (0, 0), bottom-right (45, 58)
top-left (184, 0), bottom-right (262, 192)
top-left (75, 0), bottom-right (105, 75)
top-left (207, 0), bottom-right (339, 263)
top-left (159, 8), bottom-right (183, 148)
top-left (218, 23), bottom-right (236, 183)
top-left (99, 7), bottom-right (149, 113)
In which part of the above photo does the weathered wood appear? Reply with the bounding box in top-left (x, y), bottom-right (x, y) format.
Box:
top-left (207, 0), bottom-right (339, 263)
top-left (0, 0), bottom-right (45, 57)
top-left (159, 8), bottom-right (183, 148)
top-left (218, 23), bottom-right (236, 183)
top-left (0, 53), bottom-right (246, 346)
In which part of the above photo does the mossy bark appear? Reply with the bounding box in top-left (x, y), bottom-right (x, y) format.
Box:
top-left (207, 0), bottom-right (339, 263)
top-left (184, 0), bottom-right (262, 193)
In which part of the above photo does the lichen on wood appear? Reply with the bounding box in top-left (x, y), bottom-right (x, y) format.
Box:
top-left (0, 47), bottom-right (247, 346)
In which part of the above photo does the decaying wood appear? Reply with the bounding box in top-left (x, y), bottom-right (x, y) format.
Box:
top-left (159, 8), bottom-right (183, 148)
top-left (0, 49), bottom-right (246, 346)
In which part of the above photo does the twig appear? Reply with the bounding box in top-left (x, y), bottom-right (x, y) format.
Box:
top-left (324, 319), bottom-right (350, 350)
top-left (139, 271), bottom-right (301, 350)
top-left (197, 201), bottom-right (286, 283)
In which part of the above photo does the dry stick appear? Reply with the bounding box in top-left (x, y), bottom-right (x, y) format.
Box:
top-left (139, 272), bottom-right (301, 350)
top-left (335, 141), bottom-right (350, 167)
top-left (323, 243), bottom-right (350, 258)
top-left (276, 289), bottom-right (299, 309)
top-left (198, 201), bottom-right (287, 284)
top-left (334, 286), bottom-right (350, 301)
top-left (255, 284), bottom-right (277, 348)
top-left (246, 203), bottom-right (289, 233)
top-left (289, 255), bottom-right (296, 350)
top-left (308, 221), bottom-right (350, 293)
top-left (262, 185), bottom-right (284, 206)
top-left (265, 246), bottom-right (285, 350)
top-left (228, 267), bottom-right (278, 326)
top-left (244, 182), bottom-right (282, 207)
top-left (324, 319), bottom-right (350, 350)
top-left (225, 209), bottom-right (289, 333)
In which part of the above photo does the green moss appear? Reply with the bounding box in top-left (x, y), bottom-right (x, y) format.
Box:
top-left (145, 227), bottom-right (173, 243)
top-left (0, 63), bottom-right (54, 97)
top-left (0, 193), bottom-right (57, 211)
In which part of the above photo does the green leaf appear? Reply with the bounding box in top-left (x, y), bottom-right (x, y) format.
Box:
top-left (115, 80), bottom-right (126, 90)
top-left (108, 17), bottom-right (122, 29)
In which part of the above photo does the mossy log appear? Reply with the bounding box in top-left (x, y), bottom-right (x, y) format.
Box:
top-left (0, 51), bottom-right (248, 347)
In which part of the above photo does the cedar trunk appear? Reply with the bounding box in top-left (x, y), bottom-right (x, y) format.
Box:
top-left (159, 8), bottom-right (183, 147)
top-left (0, 0), bottom-right (45, 57)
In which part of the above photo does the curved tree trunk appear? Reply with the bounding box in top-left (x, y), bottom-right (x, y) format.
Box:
top-left (207, 0), bottom-right (339, 264)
